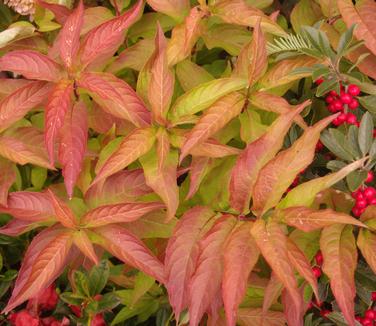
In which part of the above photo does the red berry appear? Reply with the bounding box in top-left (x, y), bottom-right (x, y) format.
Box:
top-left (316, 140), bottom-right (324, 152)
top-left (348, 84), bottom-right (360, 96)
top-left (366, 171), bottom-right (374, 183)
top-left (373, 129), bottom-right (376, 138)
top-left (329, 90), bottom-right (338, 96)
top-left (361, 318), bottom-right (373, 326)
top-left (365, 310), bottom-right (376, 320)
top-left (326, 95), bottom-right (335, 104)
top-left (312, 266), bottom-right (322, 278)
top-left (320, 309), bottom-right (331, 318)
top-left (327, 103), bottom-right (337, 112)
top-left (368, 197), bottom-right (376, 206)
top-left (332, 118), bottom-right (341, 126)
top-left (333, 100), bottom-right (344, 111)
top-left (352, 207), bottom-right (362, 217)
top-left (371, 292), bottom-right (376, 301)
top-left (315, 78), bottom-right (324, 85)
top-left (315, 251), bottom-right (323, 265)
top-left (363, 187), bottom-right (376, 199)
top-left (348, 98), bottom-right (359, 110)
top-left (340, 93), bottom-right (353, 104)
top-left (356, 199), bottom-right (368, 209)
top-left (346, 113), bottom-right (358, 125)
top-left (352, 189), bottom-right (363, 199)
top-left (338, 113), bottom-right (347, 123)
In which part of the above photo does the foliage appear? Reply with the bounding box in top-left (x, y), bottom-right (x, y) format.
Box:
top-left (0, 0), bottom-right (376, 325)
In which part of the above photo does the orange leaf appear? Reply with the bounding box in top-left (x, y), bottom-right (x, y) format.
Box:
top-left (146, 0), bottom-right (189, 21)
top-left (0, 159), bottom-right (15, 206)
top-left (46, 189), bottom-right (77, 229)
top-left (237, 308), bottom-right (286, 326)
top-left (248, 18), bottom-right (267, 86)
top-left (357, 229), bottom-right (376, 274)
top-left (72, 230), bottom-right (99, 265)
top-left (320, 225), bottom-right (357, 326)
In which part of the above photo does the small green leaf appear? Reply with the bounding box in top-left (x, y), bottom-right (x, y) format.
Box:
top-left (88, 260), bottom-right (110, 296)
top-left (358, 112), bottom-right (374, 156)
top-left (359, 96), bottom-right (376, 115)
top-left (316, 79), bottom-right (338, 97)
top-left (321, 129), bottom-right (354, 161)
top-left (96, 292), bottom-right (120, 313)
top-left (74, 271), bottom-right (91, 298)
top-left (336, 24), bottom-right (356, 58)
top-left (130, 272), bottom-right (155, 307)
top-left (31, 167), bottom-right (47, 190)
top-left (346, 170), bottom-right (367, 192)
top-left (60, 292), bottom-right (84, 305)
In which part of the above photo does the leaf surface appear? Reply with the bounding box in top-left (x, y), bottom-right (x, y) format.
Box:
top-left (0, 159), bottom-right (15, 206)
top-left (46, 189), bottom-right (77, 228)
top-left (357, 229), bottom-right (376, 274)
top-left (237, 308), bottom-right (286, 326)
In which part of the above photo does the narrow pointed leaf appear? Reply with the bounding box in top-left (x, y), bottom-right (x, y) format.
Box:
top-left (0, 159), bottom-right (15, 206)
top-left (93, 127), bottom-right (156, 186)
top-left (0, 50), bottom-right (64, 82)
top-left (46, 189), bottom-right (77, 228)
top-left (229, 101), bottom-right (309, 213)
top-left (73, 230), bottom-right (99, 265)
top-left (237, 308), bottom-right (286, 326)
top-left (189, 215), bottom-right (237, 326)
top-left (320, 225), bottom-right (357, 326)
top-left (77, 72), bottom-right (151, 127)
top-left (146, 0), bottom-right (189, 21)
top-left (92, 224), bottom-right (165, 283)
top-left (180, 93), bottom-right (245, 161)
top-left (58, 101), bottom-right (88, 199)
top-left (165, 206), bottom-right (216, 319)
top-left (252, 114), bottom-right (336, 215)
top-left (2, 227), bottom-right (73, 313)
top-left (357, 229), bottom-right (376, 274)
top-left (187, 157), bottom-right (210, 200)
top-left (45, 80), bottom-right (74, 166)
top-left (262, 273), bottom-right (283, 314)
top-left (0, 219), bottom-right (46, 236)
top-left (281, 288), bottom-right (304, 326)
top-left (278, 207), bottom-right (366, 232)
top-left (222, 222), bottom-right (259, 326)
top-left (37, 0), bottom-right (71, 24)
top-left (148, 23), bottom-right (174, 125)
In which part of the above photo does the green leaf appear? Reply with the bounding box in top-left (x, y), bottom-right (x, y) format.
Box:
top-left (96, 292), bottom-right (120, 313)
top-left (130, 272), bottom-right (155, 307)
top-left (359, 95), bottom-right (376, 114)
top-left (316, 79), bottom-right (338, 97)
top-left (60, 292), bottom-right (84, 305)
top-left (336, 24), bottom-right (356, 58)
top-left (74, 271), bottom-right (91, 298)
top-left (346, 170), bottom-right (367, 192)
top-left (346, 125), bottom-right (362, 159)
top-left (31, 167), bottom-right (47, 190)
top-left (320, 129), bottom-right (354, 161)
top-left (0, 22), bottom-right (35, 49)
top-left (358, 112), bottom-right (374, 156)
top-left (88, 260), bottom-right (110, 296)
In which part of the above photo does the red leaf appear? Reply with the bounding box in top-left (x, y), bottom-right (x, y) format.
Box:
top-left (320, 225), bottom-right (357, 326)
top-left (79, 0), bottom-right (143, 68)
top-left (84, 169), bottom-right (152, 208)
top-left (148, 23), bottom-right (174, 125)
top-left (0, 81), bottom-right (52, 132)
top-left (186, 157), bottom-right (210, 200)
top-left (73, 230), bottom-right (99, 265)
top-left (0, 51), bottom-right (64, 82)
top-left (45, 80), bottom-right (74, 166)
top-left (0, 219), bottom-right (44, 236)
top-left (262, 273), bottom-right (283, 314)
top-left (81, 202), bottom-right (165, 228)
top-left (237, 308), bottom-right (286, 326)
top-left (77, 72), bottom-right (151, 127)
top-left (92, 224), bottom-right (165, 283)
top-left (229, 101), bottom-right (308, 213)
top-left (281, 288), bottom-right (305, 326)
top-left (358, 229), bottom-right (376, 274)
top-left (59, 0), bottom-right (84, 68)
top-left (36, 0), bottom-right (71, 24)
top-left (58, 101), bottom-right (88, 198)
top-left (189, 215), bottom-right (237, 326)
top-left (0, 191), bottom-right (54, 221)
top-left (250, 219), bottom-right (301, 310)
top-left (165, 206), bottom-right (216, 319)
top-left (3, 227), bottom-right (73, 313)
top-left (222, 222), bottom-right (260, 326)
top-left (46, 189), bottom-right (77, 229)
top-left (0, 159), bottom-right (16, 206)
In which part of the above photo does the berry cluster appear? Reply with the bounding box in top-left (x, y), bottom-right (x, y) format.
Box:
top-left (356, 302), bottom-right (376, 326)
top-left (351, 173), bottom-right (376, 217)
top-left (315, 80), bottom-right (361, 127)
top-left (312, 251), bottom-right (323, 279)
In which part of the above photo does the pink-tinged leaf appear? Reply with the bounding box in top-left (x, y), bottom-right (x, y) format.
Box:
top-left (237, 308), bottom-right (286, 326)
top-left (139, 143), bottom-right (179, 221)
top-left (286, 238), bottom-right (319, 301)
top-left (187, 157), bottom-right (210, 200)
top-left (0, 81), bottom-right (51, 132)
top-left (59, 0), bottom-right (84, 68)
top-left (45, 80), bottom-right (74, 166)
top-left (58, 101), bottom-right (88, 199)
top-left (165, 206), bottom-right (216, 319)
top-left (358, 229), bottom-right (376, 274)
top-left (146, 0), bottom-right (189, 21)
top-left (250, 219), bottom-right (301, 310)
top-left (46, 189), bottom-right (77, 229)
top-left (148, 23), bottom-right (174, 125)
top-left (262, 273), bottom-right (283, 314)
top-left (252, 114), bottom-right (336, 216)
top-left (92, 224), bottom-right (165, 283)
top-left (93, 127), bottom-right (156, 186)
top-left (0, 127), bottom-right (52, 169)
top-left (337, 0), bottom-right (376, 56)
top-left (85, 169), bottom-right (152, 208)
top-left (320, 225), bottom-right (357, 326)
top-left (222, 222), bottom-right (260, 326)
top-left (281, 288), bottom-right (304, 326)
top-left (0, 219), bottom-right (47, 236)
top-left (0, 79), bottom-right (34, 99)
top-left (189, 215), bottom-right (237, 326)
top-left (77, 72), bottom-right (151, 127)
top-left (167, 7), bottom-right (204, 66)
top-left (0, 191), bottom-right (54, 221)
top-left (229, 101), bottom-right (309, 214)
top-left (211, 0), bottom-right (287, 36)
top-left (79, 0), bottom-right (144, 68)
top-left (189, 139), bottom-right (241, 158)
top-left (0, 159), bottom-right (16, 206)
top-left (0, 51), bottom-right (64, 82)
top-left (2, 227), bottom-right (73, 313)
top-left (81, 7), bottom-right (114, 35)
top-left (180, 93), bottom-right (245, 162)
top-left (73, 230), bottom-right (99, 265)
top-left (81, 202), bottom-right (165, 228)
top-left (156, 128), bottom-right (170, 173)
top-left (249, 91), bottom-right (307, 129)
top-left (36, 0), bottom-right (71, 24)
top-left (277, 207), bottom-right (366, 232)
